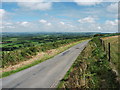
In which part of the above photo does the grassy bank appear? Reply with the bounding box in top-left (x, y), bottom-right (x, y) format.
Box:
top-left (1, 39), bottom-right (88, 78)
top-left (58, 37), bottom-right (119, 88)
top-left (102, 36), bottom-right (120, 76)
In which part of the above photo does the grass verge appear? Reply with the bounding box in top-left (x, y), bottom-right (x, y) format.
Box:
top-left (1, 39), bottom-right (89, 78)
top-left (101, 36), bottom-right (120, 76)
top-left (58, 37), bottom-right (119, 88)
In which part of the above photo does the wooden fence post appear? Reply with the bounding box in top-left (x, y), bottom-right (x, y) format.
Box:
top-left (100, 39), bottom-right (102, 44)
top-left (103, 41), bottom-right (105, 51)
top-left (101, 39), bottom-right (105, 51)
top-left (108, 43), bottom-right (111, 62)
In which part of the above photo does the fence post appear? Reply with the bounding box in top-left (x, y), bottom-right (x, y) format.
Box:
top-left (100, 39), bottom-right (102, 44)
top-left (102, 41), bottom-right (105, 51)
top-left (108, 43), bottom-right (111, 62)
top-left (101, 39), bottom-right (105, 51)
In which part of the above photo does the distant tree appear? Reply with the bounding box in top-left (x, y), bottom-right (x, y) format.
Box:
top-left (94, 34), bottom-right (104, 37)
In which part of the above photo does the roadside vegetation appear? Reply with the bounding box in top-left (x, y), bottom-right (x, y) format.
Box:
top-left (1, 32), bottom-right (92, 77)
top-left (2, 39), bottom-right (88, 77)
top-left (58, 35), bottom-right (120, 88)
top-left (1, 32), bottom-right (92, 68)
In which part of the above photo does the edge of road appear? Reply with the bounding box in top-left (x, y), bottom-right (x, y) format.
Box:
top-left (1, 39), bottom-right (91, 78)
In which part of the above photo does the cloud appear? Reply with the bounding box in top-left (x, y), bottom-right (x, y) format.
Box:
top-left (60, 21), bottom-right (65, 25)
top-left (47, 22), bottom-right (52, 26)
top-left (1, 2), bottom-right (118, 33)
top-left (78, 16), bottom-right (96, 23)
top-left (0, 9), bottom-right (14, 26)
top-left (59, 21), bottom-right (76, 30)
top-left (107, 3), bottom-right (118, 13)
top-left (20, 21), bottom-right (30, 26)
top-left (97, 26), bottom-right (101, 30)
top-left (105, 19), bottom-right (118, 26)
top-left (99, 19), bottom-right (118, 33)
top-left (39, 19), bottom-right (52, 26)
top-left (0, 9), bottom-right (8, 30)
top-left (74, 0), bottom-right (103, 6)
top-left (0, 9), bottom-right (6, 20)
top-left (1, 22), bottom-right (15, 31)
top-left (2, 19), bottom-right (118, 33)
top-left (67, 24), bottom-right (75, 28)
top-left (0, 9), bottom-right (6, 16)
top-left (17, 1), bottom-right (52, 11)
top-left (6, 26), bottom-right (15, 28)
top-left (39, 19), bottom-right (47, 23)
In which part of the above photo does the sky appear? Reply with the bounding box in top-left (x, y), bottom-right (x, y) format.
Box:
top-left (0, 0), bottom-right (119, 33)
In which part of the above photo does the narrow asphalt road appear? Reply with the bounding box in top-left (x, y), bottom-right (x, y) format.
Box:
top-left (1, 40), bottom-right (89, 89)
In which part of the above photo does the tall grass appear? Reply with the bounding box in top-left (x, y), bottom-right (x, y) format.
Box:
top-left (102, 36), bottom-right (120, 76)
top-left (58, 37), bottom-right (119, 88)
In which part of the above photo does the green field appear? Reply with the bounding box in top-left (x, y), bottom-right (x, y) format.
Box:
top-left (1, 32), bottom-right (93, 77)
top-left (1, 32), bottom-right (93, 68)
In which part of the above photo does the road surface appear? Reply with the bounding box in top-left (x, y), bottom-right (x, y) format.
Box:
top-left (1, 40), bottom-right (89, 89)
